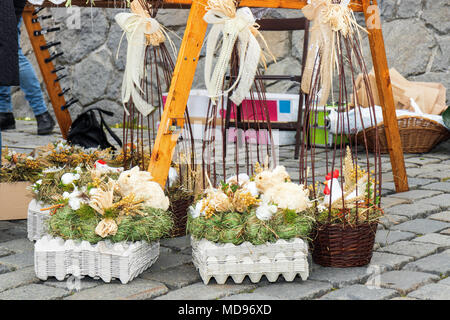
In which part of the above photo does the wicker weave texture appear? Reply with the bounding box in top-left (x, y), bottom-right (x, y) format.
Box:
top-left (311, 222), bottom-right (378, 268)
top-left (169, 197), bottom-right (193, 238)
top-left (359, 116), bottom-right (450, 154)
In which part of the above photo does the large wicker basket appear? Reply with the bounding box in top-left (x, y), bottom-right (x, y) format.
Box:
top-left (311, 222), bottom-right (378, 268)
top-left (357, 116), bottom-right (450, 154)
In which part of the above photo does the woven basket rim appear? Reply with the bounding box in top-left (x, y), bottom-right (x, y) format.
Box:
top-left (363, 115), bottom-right (448, 130)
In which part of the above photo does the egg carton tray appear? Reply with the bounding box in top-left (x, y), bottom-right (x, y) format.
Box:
top-left (27, 199), bottom-right (51, 241)
top-left (35, 236), bottom-right (160, 284)
top-left (191, 237), bottom-right (310, 285)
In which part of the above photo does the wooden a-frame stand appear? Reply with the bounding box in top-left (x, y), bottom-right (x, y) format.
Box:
top-left (147, 0), bottom-right (409, 192)
top-left (27, 0), bottom-right (409, 193)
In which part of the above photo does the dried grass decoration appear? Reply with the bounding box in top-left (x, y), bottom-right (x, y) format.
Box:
top-left (187, 164), bottom-right (315, 245)
top-left (32, 160), bottom-right (122, 206)
top-left (314, 147), bottom-right (383, 225)
top-left (0, 147), bottom-right (43, 183)
top-left (46, 166), bottom-right (173, 244)
top-left (34, 140), bottom-right (115, 169)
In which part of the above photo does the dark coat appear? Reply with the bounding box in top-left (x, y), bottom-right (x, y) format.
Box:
top-left (0, 0), bottom-right (26, 86)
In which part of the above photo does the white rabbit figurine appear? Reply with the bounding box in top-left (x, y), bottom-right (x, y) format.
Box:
top-left (118, 166), bottom-right (170, 211)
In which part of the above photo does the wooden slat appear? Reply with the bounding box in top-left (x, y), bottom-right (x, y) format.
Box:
top-left (147, 0), bottom-right (208, 187)
top-left (22, 6), bottom-right (72, 139)
top-left (362, 0), bottom-right (409, 192)
top-left (36, 0), bottom-right (365, 11)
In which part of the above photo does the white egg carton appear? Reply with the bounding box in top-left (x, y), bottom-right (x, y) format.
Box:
top-left (35, 236), bottom-right (160, 284)
top-left (191, 237), bottom-right (310, 285)
top-left (27, 199), bottom-right (51, 241)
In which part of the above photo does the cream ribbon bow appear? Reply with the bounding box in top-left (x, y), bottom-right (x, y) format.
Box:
top-left (115, 12), bottom-right (160, 116)
top-left (115, 3), bottom-right (176, 117)
top-left (204, 6), bottom-right (264, 106)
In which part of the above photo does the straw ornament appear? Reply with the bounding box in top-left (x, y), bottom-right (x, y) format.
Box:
top-left (203, 0), bottom-right (276, 106)
top-left (301, 0), bottom-right (367, 106)
top-left (115, 0), bottom-right (176, 117)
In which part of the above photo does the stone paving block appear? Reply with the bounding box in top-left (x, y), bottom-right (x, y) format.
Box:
top-left (140, 263), bottom-right (201, 290)
top-left (0, 238), bottom-right (35, 253)
top-left (412, 233), bottom-right (450, 248)
top-left (0, 248), bottom-right (12, 258)
top-left (0, 266), bottom-right (40, 293)
top-left (42, 277), bottom-right (102, 292)
top-left (308, 265), bottom-right (370, 289)
top-left (0, 284), bottom-right (69, 300)
top-left (405, 157), bottom-right (442, 165)
top-left (404, 250), bottom-right (450, 276)
top-left (429, 211), bottom-right (450, 223)
top-left (0, 251), bottom-right (34, 270)
top-left (417, 194), bottom-right (450, 209)
top-left (375, 230), bottom-right (416, 247)
top-left (319, 284), bottom-right (399, 300)
top-left (407, 177), bottom-right (439, 188)
top-left (149, 252), bottom-right (192, 272)
top-left (439, 277), bottom-right (450, 286)
top-left (0, 264), bottom-right (14, 275)
top-left (221, 293), bottom-right (281, 300)
top-left (369, 252), bottom-right (414, 271)
top-left (0, 233), bottom-right (20, 244)
top-left (378, 241), bottom-right (439, 259)
top-left (378, 271), bottom-right (440, 295)
top-left (0, 221), bottom-right (17, 231)
top-left (391, 219), bottom-right (450, 234)
top-left (378, 215), bottom-right (409, 229)
top-left (441, 228), bottom-right (450, 236)
top-left (155, 281), bottom-right (258, 300)
top-left (380, 197), bottom-right (411, 209)
top-left (64, 279), bottom-right (168, 300)
top-left (421, 182), bottom-right (450, 193)
top-left (248, 280), bottom-right (333, 300)
top-left (390, 190), bottom-right (442, 201)
top-left (407, 283), bottom-right (450, 300)
top-left (160, 236), bottom-right (191, 252)
top-left (384, 204), bottom-right (440, 219)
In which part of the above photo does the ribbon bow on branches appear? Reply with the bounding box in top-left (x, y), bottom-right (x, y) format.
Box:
top-left (115, 0), bottom-right (176, 117)
top-left (301, 0), bottom-right (366, 107)
top-left (204, 0), bottom-right (275, 106)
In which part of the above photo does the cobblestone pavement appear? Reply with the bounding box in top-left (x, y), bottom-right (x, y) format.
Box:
top-left (0, 121), bottom-right (449, 300)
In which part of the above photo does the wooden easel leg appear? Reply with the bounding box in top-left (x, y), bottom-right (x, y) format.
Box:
top-left (23, 6), bottom-right (72, 139)
top-left (148, 0), bottom-right (208, 187)
top-left (362, 0), bottom-right (409, 192)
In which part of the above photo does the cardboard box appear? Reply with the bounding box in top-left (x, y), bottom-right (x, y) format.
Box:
top-left (163, 90), bottom-right (301, 145)
top-left (0, 182), bottom-right (33, 220)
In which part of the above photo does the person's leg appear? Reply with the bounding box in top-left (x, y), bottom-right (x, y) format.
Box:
top-left (0, 87), bottom-right (13, 114)
top-left (16, 17), bottom-right (55, 135)
top-left (18, 47), bottom-right (48, 116)
top-left (0, 86), bottom-right (16, 130)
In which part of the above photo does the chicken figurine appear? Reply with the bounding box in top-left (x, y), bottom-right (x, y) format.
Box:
top-left (322, 169), bottom-right (343, 206)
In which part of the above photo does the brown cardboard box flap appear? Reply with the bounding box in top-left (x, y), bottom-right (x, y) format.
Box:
top-left (353, 68), bottom-right (447, 115)
top-left (0, 182), bottom-right (33, 220)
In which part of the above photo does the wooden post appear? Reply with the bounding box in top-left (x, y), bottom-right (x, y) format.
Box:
top-left (362, 0), bottom-right (409, 192)
top-left (22, 6), bottom-right (72, 139)
top-left (147, 0), bottom-right (208, 187)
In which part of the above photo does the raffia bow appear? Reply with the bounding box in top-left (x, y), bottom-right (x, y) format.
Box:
top-left (301, 0), bottom-right (366, 106)
top-left (115, 0), bottom-right (176, 117)
top-left (204, 0), bottom-right (275, 106)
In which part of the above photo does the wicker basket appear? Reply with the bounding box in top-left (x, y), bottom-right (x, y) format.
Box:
top-left (169, 196), bottom-right (194, 238)
top-left (357, 116), bottom-right (450, 154)
top-left (311, 222), bottom-right (378, 268)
